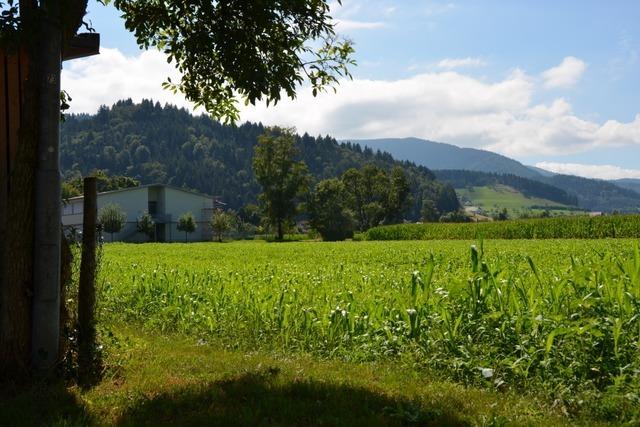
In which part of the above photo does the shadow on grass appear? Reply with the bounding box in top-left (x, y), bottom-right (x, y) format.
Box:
top-left (0, 379), bottom-right (90, 426)
top-left (117, 369), bottom-right (467, 427)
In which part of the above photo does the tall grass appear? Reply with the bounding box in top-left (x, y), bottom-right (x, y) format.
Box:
top-left (99, 240), bottom-right (640, 419)
top-left (365, 214), bottom-right (640, 240)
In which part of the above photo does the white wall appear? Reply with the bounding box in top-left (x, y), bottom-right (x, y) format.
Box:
top-left (163, 187), bottom-right (213, 242)
top-left (62, 186), bottom-right (215, 242)
top-left (98, 187), bottom-right (149, 242)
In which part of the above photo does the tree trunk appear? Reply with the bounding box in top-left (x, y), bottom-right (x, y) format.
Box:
top-left (277, 220), bottom-right (283, 241)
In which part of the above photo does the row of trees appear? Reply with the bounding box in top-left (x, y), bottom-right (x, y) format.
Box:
top-left (252, 130), bottom-right (416, 241)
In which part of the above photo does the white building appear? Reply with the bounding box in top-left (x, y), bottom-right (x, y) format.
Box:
top-left (62, 184), bottom-right (216, 242)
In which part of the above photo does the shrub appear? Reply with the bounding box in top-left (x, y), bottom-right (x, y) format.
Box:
top-left (98, 203), bottom-right (127, 242)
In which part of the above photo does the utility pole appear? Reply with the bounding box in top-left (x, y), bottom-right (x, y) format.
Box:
top-left (31, 0), bottom-right (63, 371)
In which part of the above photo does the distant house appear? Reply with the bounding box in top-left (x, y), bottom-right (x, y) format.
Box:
top-left (62, 184), bottom-right (217, 242)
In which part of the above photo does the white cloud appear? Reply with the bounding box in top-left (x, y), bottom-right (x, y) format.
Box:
top-left (62, 48), bottom-right (640, 161)
top-left (334, 19), bottom-right (385, 30)
top-left (62, 48), bottom-right (195, 113)
top-left (542, 56), bottom-right (587, 89)
top-left (535, 162), bottom-right (640, 180)
top-left (330, 0), bottom-right (386, 32)
top-left (437, 57), bottom-right (487, 69)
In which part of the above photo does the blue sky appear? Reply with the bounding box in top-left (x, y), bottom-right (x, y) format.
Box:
top-left (65, 0), bottom-right (640, 179)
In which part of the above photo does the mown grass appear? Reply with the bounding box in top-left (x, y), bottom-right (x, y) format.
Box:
top-left (0, 327), bottom-right (602, 426)
top-left (90, 240), bottom-right (640, 423)
top-left (365, 215), bottom-right (640, 240)
top-left (456, 185), bottom-right (585, 218)
top-left (457, 184), bottom-right (567, 209)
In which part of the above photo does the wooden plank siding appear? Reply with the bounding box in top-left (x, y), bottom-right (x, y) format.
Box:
top-left (6, 52), bottom-right (21, 177)
top-left (1, 53), bottom-right (7, 197)
top-left (1, 48), bottom-right (28, 232)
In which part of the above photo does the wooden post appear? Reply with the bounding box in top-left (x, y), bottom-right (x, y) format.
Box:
top-left (78, 176), bottom-right (97, 384)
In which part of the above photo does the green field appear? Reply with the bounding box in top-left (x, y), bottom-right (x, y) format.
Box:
top-left (96, 240), bottom-right (639, 422)
top-left (457, 185), bottom-right (583, 217)
top-left (4, 240), bottom-right (639, 425)
top-left (366, 214), bottom-right (640, 240)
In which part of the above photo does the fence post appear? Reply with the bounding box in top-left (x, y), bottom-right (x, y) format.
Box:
top-left (78, 176), bottom-right (97, 384)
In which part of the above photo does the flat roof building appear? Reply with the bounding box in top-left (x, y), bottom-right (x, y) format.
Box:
top-left (62, 184), bottom-right (216, 242)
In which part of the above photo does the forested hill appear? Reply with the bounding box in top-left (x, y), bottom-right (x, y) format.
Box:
top-left (541, 174), bottom-right (640, 213)
top-left (60, 99), bottom-right (459, 220)
top-left (351, 137), bottom-right (543, 179)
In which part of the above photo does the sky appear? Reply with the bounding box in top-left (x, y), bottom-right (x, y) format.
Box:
top-left (62, 0), bottom-right (640, 180)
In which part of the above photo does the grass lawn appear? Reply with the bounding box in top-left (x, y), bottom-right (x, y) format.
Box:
top-left (456, 185), bottom-right (583, 217)
top-left (2, 327), bottom-right (585, 426)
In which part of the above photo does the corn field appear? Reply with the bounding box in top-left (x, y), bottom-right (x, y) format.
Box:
top-left (365, 214), bottom-right (640, 240)
top-left (99, 240), bottom-right (640, 419)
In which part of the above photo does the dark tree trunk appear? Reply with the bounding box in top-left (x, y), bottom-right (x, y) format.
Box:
top-left (277, 220), bottom-right (283, 241)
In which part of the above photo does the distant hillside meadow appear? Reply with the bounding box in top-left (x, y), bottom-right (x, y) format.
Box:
top-left (60, 100), bottom-right (459, 220)
top-left (365, 215), bottom-right (640, 240)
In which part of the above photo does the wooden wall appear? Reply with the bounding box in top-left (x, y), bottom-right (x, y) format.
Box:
top-left (1, 48), bottom-right (28, 220)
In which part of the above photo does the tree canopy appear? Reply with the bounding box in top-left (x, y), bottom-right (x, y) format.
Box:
top-left (108, 0), bottom-right (354, 120)
top-left (308, 178), bottom-right (355, 241)
top-left (253, 129), bottom-right (310, 241)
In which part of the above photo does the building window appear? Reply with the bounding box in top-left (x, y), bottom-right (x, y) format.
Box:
top-left (63, 204), bottom-right (73, 216)
top-left (148, 201), bottom-right (157, 215)
top-left (74, 203), bottom-right (83, 215)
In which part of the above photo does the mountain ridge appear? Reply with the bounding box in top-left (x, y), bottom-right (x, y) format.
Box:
top-left (349, 137), bottom-right (543, 179)
top-left (351, 137), bottom-right (640, 212)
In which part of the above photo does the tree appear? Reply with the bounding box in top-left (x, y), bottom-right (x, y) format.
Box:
top-left (177, 212), bottom-right (197, 242)
top-left (439, 210), bottom-right (471, 223)
top-left (494, 208), bottom-right (509, 221)
top-left (385, 166), bottom-right (412, 224)
top-left (421, 200), bottom-right (439, 222)
top-left (309, 179), bottom-right (355, 241)
top-left (0, 0), bottom-right (353, 375)
top-left (210, 209), bottom-right (234, 243)
top-left (341, 165), bottom-right (413, 231)
top-left (98, 204), bottom-right (127, 242)
top-left (253, 129), bottom-right (310, 241)
top-left (136, 212), bottom-right (155, 241)
top-left (238, 203), bottom-right (263, 227)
